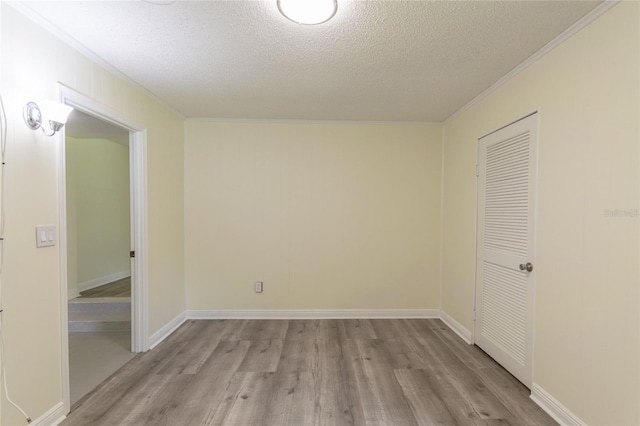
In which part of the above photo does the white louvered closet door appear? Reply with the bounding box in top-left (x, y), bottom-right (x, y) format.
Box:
top-left (475, 113), bottom-right (537, 388)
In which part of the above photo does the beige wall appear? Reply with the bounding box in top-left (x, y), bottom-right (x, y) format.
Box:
top-left (0, 4), bottom-right (184, 424)
top-left (441, 3), bottom-right (639, 425)
top-left (185, 120), bottom-right (442, 311)
top-left (66, 137), bottom-right (130, 298)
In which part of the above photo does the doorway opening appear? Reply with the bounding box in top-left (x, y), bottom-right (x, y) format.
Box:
top-left (57, 85), bottom-right (148, 414)
top-left (65, 109), bottom-right (134, 406)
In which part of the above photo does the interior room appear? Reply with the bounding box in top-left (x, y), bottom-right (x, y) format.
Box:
top-left (0, 1), bottom-right (637, 425)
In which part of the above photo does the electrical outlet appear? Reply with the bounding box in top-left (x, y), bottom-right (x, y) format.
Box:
top-left (254, 281), bottom-right (263, 293)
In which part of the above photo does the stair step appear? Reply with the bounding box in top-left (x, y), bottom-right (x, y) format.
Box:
top-left (68, 310), bottom-right (131, 332)
top-left (68, 297), bottom-right (131, 312)
top-left (68, 297), bottom-right (131, 332)
top-left (68, 321), bottom-right (131, 332)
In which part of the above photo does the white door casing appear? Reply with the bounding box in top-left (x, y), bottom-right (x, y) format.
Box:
top-left (57, 84), bottom-right (149, 415)
top-left (474, 112), bottom-right (537, 388)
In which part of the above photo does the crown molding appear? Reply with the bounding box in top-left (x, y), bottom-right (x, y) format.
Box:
top-left (186, 117), bottom-right (441, 126)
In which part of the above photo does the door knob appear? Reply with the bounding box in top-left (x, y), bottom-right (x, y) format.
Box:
top-left (519, 262), bottom-right (533, 272)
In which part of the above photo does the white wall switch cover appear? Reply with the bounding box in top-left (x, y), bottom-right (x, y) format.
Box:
top-left (36, 225), bottom-right (56, 248)
top-left (254, 281), bottom-right (263, 293)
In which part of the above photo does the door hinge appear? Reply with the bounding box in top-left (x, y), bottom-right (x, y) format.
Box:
top-left (475, 164), bottom-right (480, 177)
top-left (130, 250), bottom-right (135, 258)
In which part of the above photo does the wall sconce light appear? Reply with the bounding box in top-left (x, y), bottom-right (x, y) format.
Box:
top-left (23, 100), bottom-right (73, 136)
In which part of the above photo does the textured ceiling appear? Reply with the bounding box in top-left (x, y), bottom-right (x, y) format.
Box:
top-left (22, 1), bottom-right (600, 122)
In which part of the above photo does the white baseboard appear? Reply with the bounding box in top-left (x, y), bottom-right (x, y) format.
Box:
top-left (186, 309), bottom-right (440, 320)
top-left (531, 384), bottom-right (586, 426)
top-left (148, 311), bottom-right (187, 350)
top-left (30, 401), bottom-right (66, 426)
top-left (77, 271), bottom-right (130, 293)
top-left (439, 310), bottom-right (473, 344)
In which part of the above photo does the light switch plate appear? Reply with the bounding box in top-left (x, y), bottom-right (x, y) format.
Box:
top-left (36, 225), bottom-right (56, 248)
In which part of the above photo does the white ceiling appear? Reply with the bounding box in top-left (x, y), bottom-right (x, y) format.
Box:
top-left (22, 0), bottom-right (600, 122)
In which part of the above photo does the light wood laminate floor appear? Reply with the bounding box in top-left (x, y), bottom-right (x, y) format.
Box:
top-left (63, 319), bottom-right (555, 426)
top-left (79, 277), bottom-right (131, 298)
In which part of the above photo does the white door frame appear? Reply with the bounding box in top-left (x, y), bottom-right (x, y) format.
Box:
top-left (56, 84), bottom-right (149, 413)
top-left (473, 110), bottom-right (539, 387)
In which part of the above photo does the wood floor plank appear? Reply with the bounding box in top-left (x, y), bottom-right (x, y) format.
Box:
top-left (117, 374), bottom-right (194, 425)
top-left (158, 340), bottom-right (252, 425)
top-left (312, 320), bottom-right (361, 426)
top-left (474, 366), bottom-right (557, 426)
top-left (167, 320), bottom-right (228, 344)
top-left (409, 367), bottom-right (488, 425)
top-left (336, 320), bottom-right (368, 426)
top-left (394, 369), bottom-right (457, 426)
top-left (264, 320), bottom-right (362, 426)
top-left (63, 319), bottom-right (557, 426)
top-left (414, 333), bottom-right (521, 424)
top-left (369, 320), bottom-right (431, 370)
top-left (206, 371), bottom-right (276, 425)
top-left (264, 320), bottom-right (320, 425)
top-left (222, 319), bottom-right (289, 341)
top-left (424, 319), bottom-right (495, 370)
top-left (79, 277), bottom-right (131, 298)
top-left (348, 338), bottom-right (418, 426)
top-left (158, 321), bottom-right (228, 375)
top-left (241, 318), bottom-right (288, 341)
top-left (237, 338), bottom-right (284, 372)
top-left (422, 320), bottom-right (555, 425)
top-left (343, 319), bottom-right (377, 339)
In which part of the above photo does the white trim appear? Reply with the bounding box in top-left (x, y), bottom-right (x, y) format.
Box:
top-left (187, 309), bottom-right (440, 320)
top-left (444, 0), bottom-right (620, 123)
top-left (77, 271), bottom-right (130, 293)
top-left (129, 128), bottom-right (149, 353)
top-left (57, 84), bottom-right (149, 417)
top-left (149, 312), bottom-right (187, 350)
top-left (438, 126), bottom-right (445, 311)
top-left (56, 89), bottom-right (72, 414)
top-left (530, 107), bottom-right (543, 393)
top-left (59, 85), bottom-right (144, 131)
top-left (29, 402), bottom-right (66, 426)
top-left (439, 310), bottom-right (473, 344)
top-left (4, 1), bottom-right (184, 121)
top-left (530, 384), bottom-right (586, 426)
top-left (472, 138), bottom-right (480, 346)
top-left (185, 117), bottom-right (439, 126)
